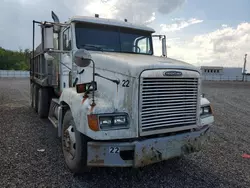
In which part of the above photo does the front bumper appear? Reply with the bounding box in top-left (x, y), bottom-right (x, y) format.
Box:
top-left (87, 126), bottom-right (211, 168)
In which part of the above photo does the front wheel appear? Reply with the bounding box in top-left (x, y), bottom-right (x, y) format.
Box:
top-left (61, 110), bottom-right (89, 174)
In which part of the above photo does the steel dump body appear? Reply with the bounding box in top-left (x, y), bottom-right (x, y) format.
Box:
top-left (30, 52), bottom-right (59, 87)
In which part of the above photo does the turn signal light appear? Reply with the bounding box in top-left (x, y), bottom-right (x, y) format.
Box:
top-left (76, 81), bottom-right (97, 93)
top-left (87, 114), bottom-right (99, 131)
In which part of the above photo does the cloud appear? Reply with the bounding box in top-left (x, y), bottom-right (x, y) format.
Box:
top-left (0, 0), bottom-right (186, 50)
top-left (98, 0), bottom-right (185, 24)
top-left (144, 12), bottom-right (156, 24)
top-left (160, 18), bottom-right (204, 32)
top-left (160, 22), bottom-right (250, 71)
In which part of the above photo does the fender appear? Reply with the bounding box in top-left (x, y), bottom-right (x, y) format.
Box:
top-left (59, 88), bottom-right (137, 140)
top-left (200, 96), bottom-right (214, 126)
top-left (200, 96), bottom-right (211, 107)
top-left (59, 88), bottom-right (90, 132)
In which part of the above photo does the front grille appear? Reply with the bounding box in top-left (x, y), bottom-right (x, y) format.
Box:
top-left (140, 77), bottom-right (198, 132)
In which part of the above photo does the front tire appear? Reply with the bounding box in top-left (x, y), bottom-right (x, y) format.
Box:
top-left (62, 110), bottom-right (89, 174)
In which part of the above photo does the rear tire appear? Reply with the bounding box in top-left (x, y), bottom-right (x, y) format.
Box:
top-left (62, 110), bottom-right (89, 174)
top-left (38, 87), bottom-right (49, 118)
top-left (30, 83), bottom-right (34, 108)
top-left (33, 84), bottom-right (39, 112)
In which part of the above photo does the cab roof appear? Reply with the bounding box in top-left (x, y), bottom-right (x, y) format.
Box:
top-left (69, 16), bottom-right (155, 33)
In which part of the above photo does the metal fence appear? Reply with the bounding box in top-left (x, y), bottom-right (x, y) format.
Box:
top-left (0, 69), bottom-right (250, 81)
top-left (0, 70), bottom-right (30, 78)
top-left (202, 75), bottom-right (250, 82)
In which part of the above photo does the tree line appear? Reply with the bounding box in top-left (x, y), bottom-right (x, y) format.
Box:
top-left (0, 47), bottom-right (30, 71)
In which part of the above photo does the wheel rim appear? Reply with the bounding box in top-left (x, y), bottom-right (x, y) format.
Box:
top-left (63, 124), bottom-right (76, 160)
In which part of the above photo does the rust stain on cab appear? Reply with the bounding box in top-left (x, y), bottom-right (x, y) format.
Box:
top-left (91, 145), bottom-right (101, 150)
top-left (89, 103), bottom-right (96, 113)
top-left (81, 96), bottom-right (88, 104)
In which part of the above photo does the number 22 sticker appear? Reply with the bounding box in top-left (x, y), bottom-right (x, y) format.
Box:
top-left (109, 147), bottom-right (120, 154)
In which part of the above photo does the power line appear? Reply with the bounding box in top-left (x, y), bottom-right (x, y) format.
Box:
top-left (242, 54), bottom-right (247, 81)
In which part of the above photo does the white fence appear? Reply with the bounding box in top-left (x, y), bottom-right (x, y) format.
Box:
top-left (202, 75), bottom-right (250, 81)
top-left (0, 70), bottom-right (30, 78)
top-left (1, 69), bottom-right (250, 81)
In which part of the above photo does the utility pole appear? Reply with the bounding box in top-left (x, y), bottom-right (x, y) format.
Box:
top-left (242, 54), bottom-right (247, 81)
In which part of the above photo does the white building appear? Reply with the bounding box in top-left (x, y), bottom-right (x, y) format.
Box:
top-left (200, 66), bottom-right (249, 81)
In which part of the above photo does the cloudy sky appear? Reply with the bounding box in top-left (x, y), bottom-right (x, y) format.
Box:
top-left (1, 0), bottom-right (250, 71)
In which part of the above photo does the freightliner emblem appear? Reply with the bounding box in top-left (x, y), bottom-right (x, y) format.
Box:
top-left (163, 71), bottom-right (182, 76)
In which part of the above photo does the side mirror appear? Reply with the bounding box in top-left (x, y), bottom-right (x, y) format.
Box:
top-left (162, 36), bottom-right (167, 57)
top-left (43, 26), bottom-right (54, 50)
top-left (73, 49), bottom-right (92, 67)
top-left (152, 35), bottom-right (167, 57)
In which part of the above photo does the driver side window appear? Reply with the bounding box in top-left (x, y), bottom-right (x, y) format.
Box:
top-left (63, 27), bottom-right (72, 50)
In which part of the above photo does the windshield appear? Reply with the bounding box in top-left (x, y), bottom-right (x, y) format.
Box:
top-left (75, 22), bottom-right (153, 55)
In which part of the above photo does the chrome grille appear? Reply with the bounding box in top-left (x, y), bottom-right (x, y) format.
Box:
top-left (140, 77), bottom-right (198, 133)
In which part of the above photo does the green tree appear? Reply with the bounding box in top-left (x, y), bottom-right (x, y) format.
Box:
top-left (0, 47), bottom-right (30, 70)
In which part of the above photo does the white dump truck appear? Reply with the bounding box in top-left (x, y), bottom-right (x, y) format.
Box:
top-left (30, 11), bottom-right (214, 173)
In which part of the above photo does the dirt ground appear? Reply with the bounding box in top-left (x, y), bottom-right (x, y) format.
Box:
top-left (0, 78), bottom-right (250, 188)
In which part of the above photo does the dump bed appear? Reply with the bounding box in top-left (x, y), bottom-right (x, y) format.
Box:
top-left (30, 50), bottom-right (59, 87)
top-left (30, 21), bottom-right (60, 88)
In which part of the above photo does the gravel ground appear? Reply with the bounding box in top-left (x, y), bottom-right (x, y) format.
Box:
top-left (0, 78), bottom-right (250, 188)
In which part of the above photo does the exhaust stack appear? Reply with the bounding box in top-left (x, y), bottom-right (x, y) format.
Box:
top-left (51, 11), bottom-right (60, 33)
top-left (51, 11), bottom-right (60, 23)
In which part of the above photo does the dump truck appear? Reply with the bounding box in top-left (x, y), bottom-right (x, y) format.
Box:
top-left (30, 11), bottom-right (214, 173)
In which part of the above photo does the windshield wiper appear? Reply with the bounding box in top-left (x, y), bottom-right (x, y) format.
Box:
top-left (80, 44), bottom-right (104, 51)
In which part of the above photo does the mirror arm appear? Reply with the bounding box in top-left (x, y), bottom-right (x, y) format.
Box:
top-left (94, 73), bottom-right (120, 85)
top-left (60, 62), bottom-right (72, 71)
top-left (73, 77), bottom-right (78, 87)
top-left (78, 69), bottom-right (85, 74)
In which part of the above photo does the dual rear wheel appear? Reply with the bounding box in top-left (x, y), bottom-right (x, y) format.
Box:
top-left (30, 83), bottom-right (49, 118)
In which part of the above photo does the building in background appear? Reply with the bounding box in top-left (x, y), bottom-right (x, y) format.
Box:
top-left (200, 66), bottom-right (249, 81)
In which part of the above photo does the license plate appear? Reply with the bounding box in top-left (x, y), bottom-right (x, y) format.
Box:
top-left (109, 147), bottom-right (120, 154)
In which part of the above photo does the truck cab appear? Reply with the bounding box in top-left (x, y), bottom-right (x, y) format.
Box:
top-left (30, 12), bottom-right (214, 173)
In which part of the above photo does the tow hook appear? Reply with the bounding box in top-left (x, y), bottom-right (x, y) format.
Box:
top-left (152, 148), bottom-right (162, 161)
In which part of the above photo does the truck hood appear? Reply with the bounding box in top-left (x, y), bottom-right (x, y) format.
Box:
top-left (89, 51), bottom-right (200, 78)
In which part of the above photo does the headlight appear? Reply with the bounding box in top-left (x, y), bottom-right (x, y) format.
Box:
top-left (114, 116), bottom-right (127, 124)
top-left (99, 114), bottom-right (129, 130)
top-left (203, 106), bottom-right (210, 113)
top-left (200, 105), bottom-right (213, 117)
top-left (99, 117), bottom-right (112, 127)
